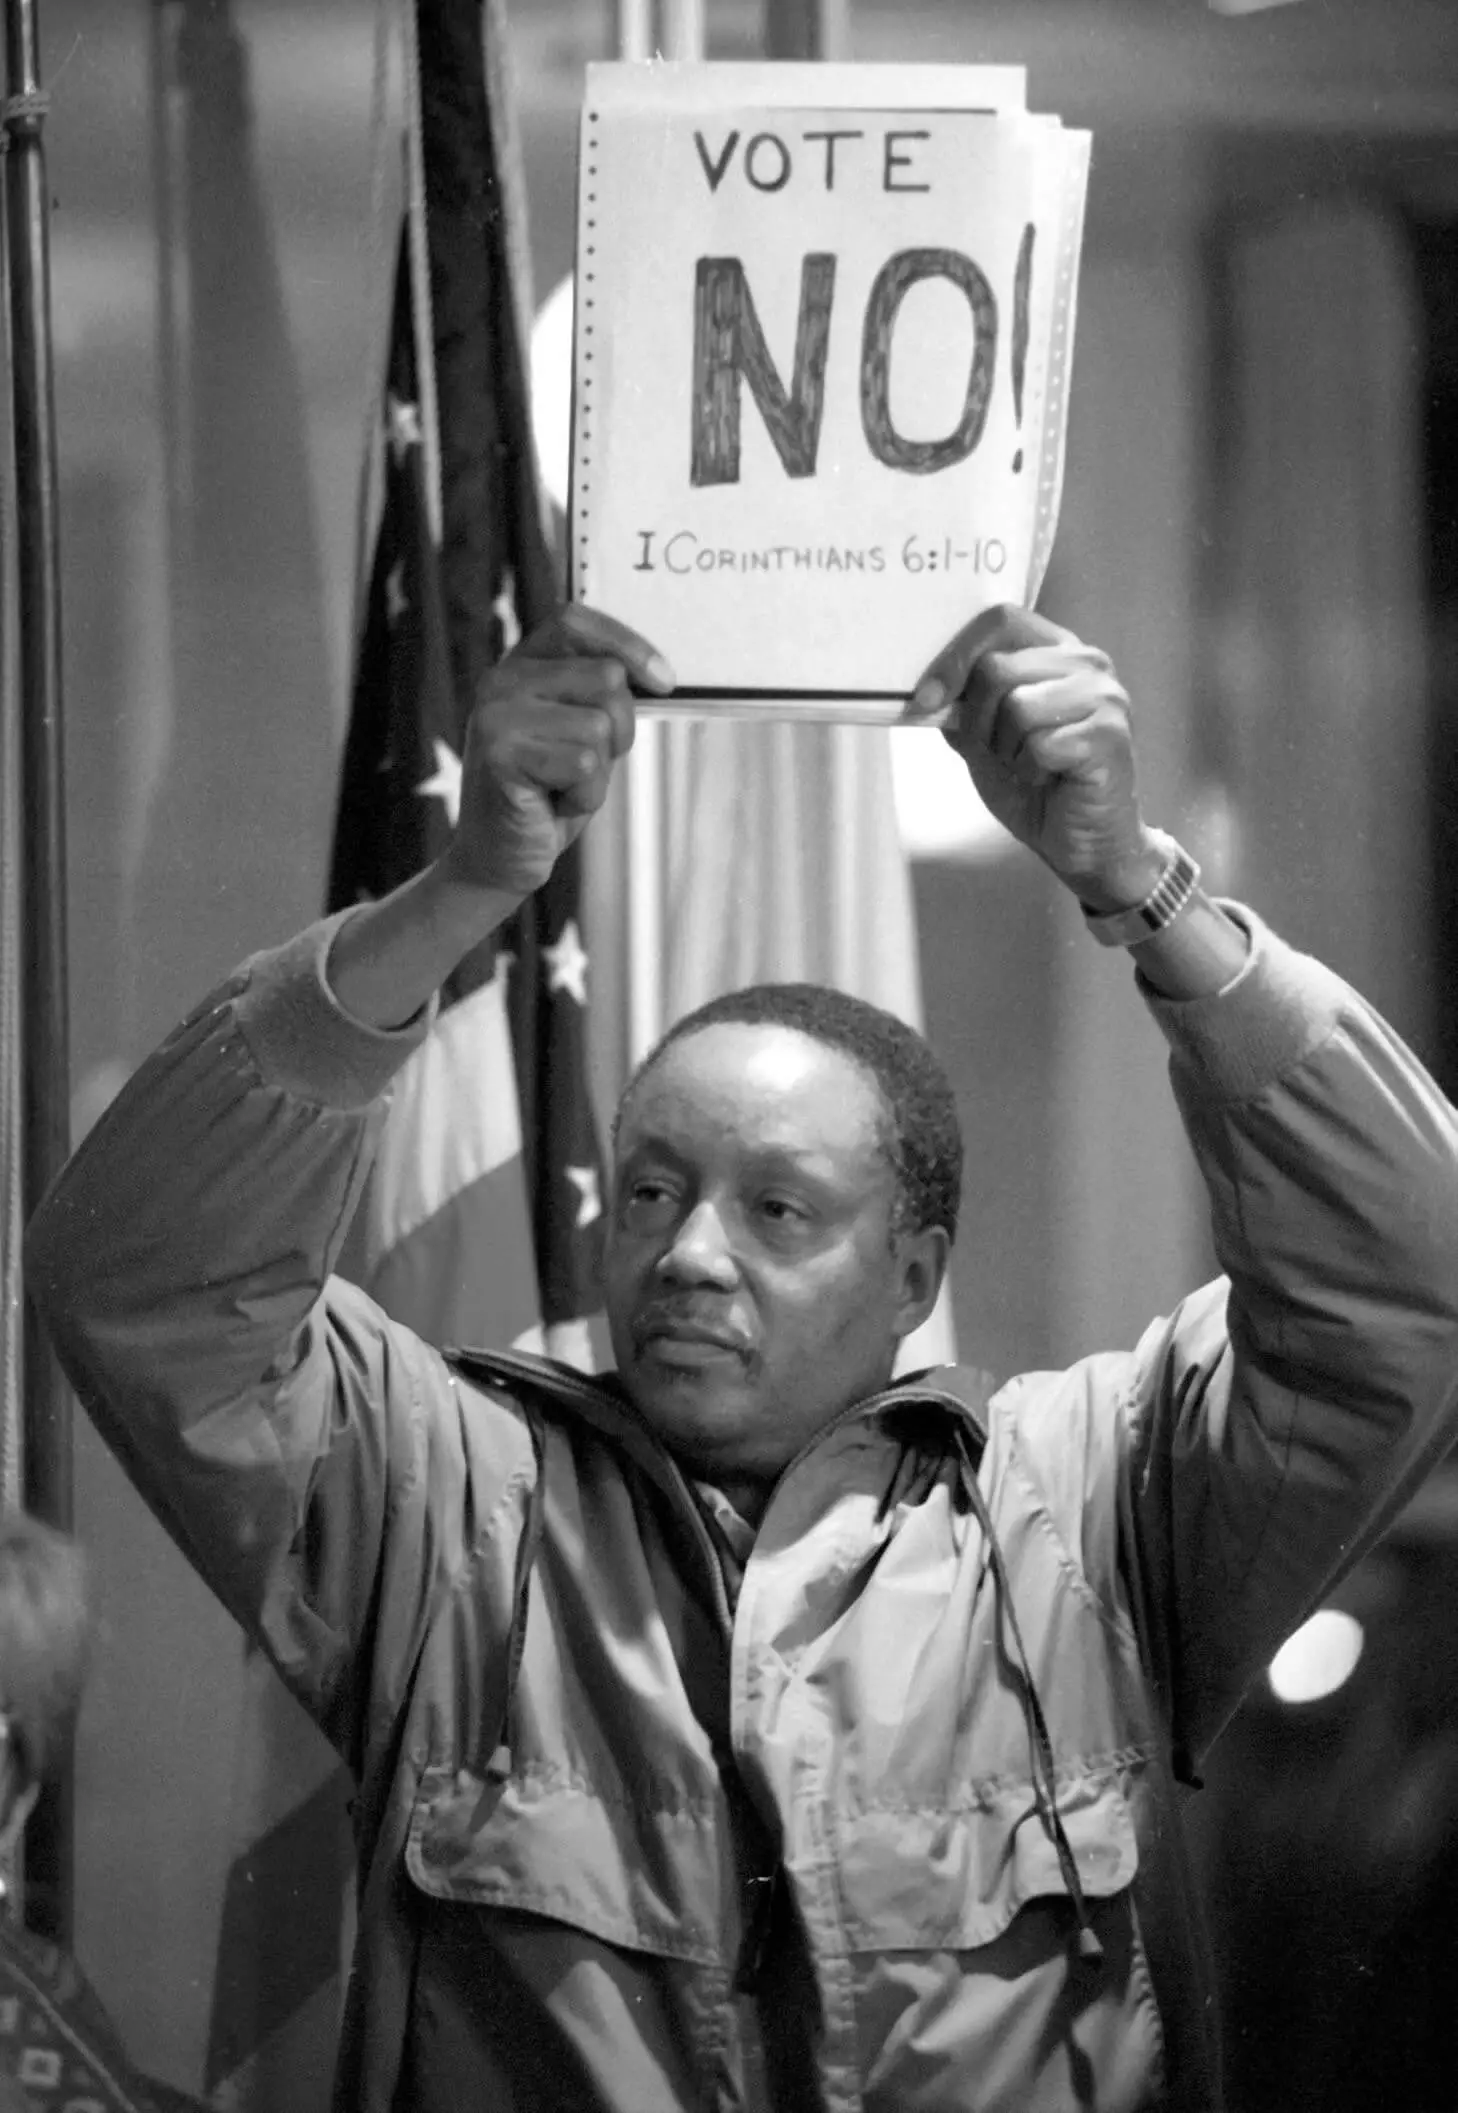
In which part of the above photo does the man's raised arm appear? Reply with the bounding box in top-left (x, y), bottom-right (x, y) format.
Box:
top-left (913, 606), bottom-right (1458, 1767)
top-left (23, 605), bottom-right (672, 1764)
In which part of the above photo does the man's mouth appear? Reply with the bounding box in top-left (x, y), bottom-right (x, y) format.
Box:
top-left (634, 1317), bottom-right (750, 1365)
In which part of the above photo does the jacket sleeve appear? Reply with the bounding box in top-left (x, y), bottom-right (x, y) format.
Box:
top-left (23, 915), bottom-right (534, 1777)
top-left (1118, 908), bottom-right (1458, 1770)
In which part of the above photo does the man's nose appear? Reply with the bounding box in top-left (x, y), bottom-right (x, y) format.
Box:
top-left (658, 1198), bottom-right (739, 1287)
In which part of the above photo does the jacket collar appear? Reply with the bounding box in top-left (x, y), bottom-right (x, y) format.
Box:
top-left (443, 1344), bottom-right (994, 1472)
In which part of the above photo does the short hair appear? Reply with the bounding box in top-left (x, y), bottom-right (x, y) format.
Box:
top-left (0, 1514), bottom-right (89, 1785)
top-left (619, 983), bottom-right (963, 1244)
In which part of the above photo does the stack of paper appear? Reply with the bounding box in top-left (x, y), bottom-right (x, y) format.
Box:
top-left (570, 62), bottom-right (1091, 721)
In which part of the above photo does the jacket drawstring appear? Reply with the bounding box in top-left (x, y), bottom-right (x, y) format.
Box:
top-left (950, 1427), bottom-right (1105, 1966)
top-left (485, 1400), bottom-right (548, 1783)
top-left (732, 1862), bottom-right (783, 1996)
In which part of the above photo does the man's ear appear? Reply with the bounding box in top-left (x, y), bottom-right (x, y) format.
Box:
top-left (891, 1224), bottom-right (950, 1340)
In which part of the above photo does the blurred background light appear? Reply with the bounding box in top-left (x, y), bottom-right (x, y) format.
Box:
top-left (531, 271), bottom-right (576, 515)
top-left (887, 731), bottom-right (1010, 861)
top-left (1267, 1608), bottom-right (1365, 1705)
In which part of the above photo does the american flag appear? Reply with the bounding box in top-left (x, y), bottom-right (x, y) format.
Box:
top-left (326, 0), bottom-right (607, 1365)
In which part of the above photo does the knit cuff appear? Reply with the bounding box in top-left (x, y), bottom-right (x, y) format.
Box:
top-left (1139, 903), bottom-right (1350, 1103)
top-left (230, 911), bottom-right (438, 1111)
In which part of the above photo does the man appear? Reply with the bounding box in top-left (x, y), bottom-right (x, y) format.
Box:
top-left (25, 603), bottom-right (1458, 2113)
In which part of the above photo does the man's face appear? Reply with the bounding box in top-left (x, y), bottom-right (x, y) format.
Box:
top-left (605, 1023), bottom-right (945, 1507)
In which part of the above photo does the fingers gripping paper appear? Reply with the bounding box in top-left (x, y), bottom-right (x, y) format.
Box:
top-left (570, 64), bottom-right (1090, 721)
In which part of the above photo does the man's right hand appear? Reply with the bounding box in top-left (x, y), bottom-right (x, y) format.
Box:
top-left (327, 603), bottom-right (674, 1030)
top-left (441, 602), bottom-right (676, 901)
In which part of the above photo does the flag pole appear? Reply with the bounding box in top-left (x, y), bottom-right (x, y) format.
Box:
top-left (763, 0), bottom-right (848, 60)
top-left (616, 0), bottom-right (667, 1065)
top-left (613, 0), bottom-right (845, 1065)
top-left (618, 0), bottom-right (707, 1069)
top-left (3, 0), bottom-right (74, 1942)
top-left (659, 0), bottom-right (704, 57)
top-left (614, 0), bottom-right (845, 1070)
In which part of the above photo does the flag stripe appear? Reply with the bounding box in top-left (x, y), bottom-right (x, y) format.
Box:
top-left (517, 1314), bottom-right (615, 1370)
top-left (209, 1975), bottom-right (350, 2113)
top-left (204, 1763), bottom-right (354, 2091)
top-left (226, 1649), bottom-right (344, 1854)
top-left (364, 976), bottom-right (523, 1252)
top-left (368, 1154), bottom-right (544, 1353)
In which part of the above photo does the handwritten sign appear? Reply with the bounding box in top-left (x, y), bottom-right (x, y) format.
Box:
top-left (570, 64), bottom-right (1090, 720)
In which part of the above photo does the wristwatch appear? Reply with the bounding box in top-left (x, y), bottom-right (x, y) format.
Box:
top-left (1080, 832), bottom-right (1202, 949)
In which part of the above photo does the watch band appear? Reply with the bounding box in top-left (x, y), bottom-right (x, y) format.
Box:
top-left (1081, 832), bottom-right (1202, 949)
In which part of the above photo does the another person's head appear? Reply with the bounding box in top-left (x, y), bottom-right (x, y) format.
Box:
top-left (0, 1514), bottom-right (88, 1853)
top-left (605, 984), bottom-right (961, 1513)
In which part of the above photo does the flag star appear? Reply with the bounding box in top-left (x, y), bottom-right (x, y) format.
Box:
top-left (416, 738), bottom-right (463, 826)
top-left (385, 560), bottom-right (409, 624)
top-left (386, 393), bottom-right (422, 464)
top-left (566, 1165), bottom-right (602, 1230)
top-left (543, 919), bottom-right (589, 1006)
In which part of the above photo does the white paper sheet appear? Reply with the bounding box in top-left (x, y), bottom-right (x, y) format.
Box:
top-left (571, 64), bottom-right (1090, 721)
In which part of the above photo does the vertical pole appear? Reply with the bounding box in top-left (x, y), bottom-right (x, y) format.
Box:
top-left (760, 0), bottom-right (854, 981)
top-left (763, 0), bottom-right (848, 60)
top-left (3, 0), bottom-right (73, 1945)
top-left (150, 2), bottom-right (184, 690)
top-left (620, 0), bottom-right (709, 1064)
top-left (616, 0), bottom-right (664, 1062)
top-left (660, 0), bottom-right (704, 60)
top-left (612, 0), bottom-right (653, 62)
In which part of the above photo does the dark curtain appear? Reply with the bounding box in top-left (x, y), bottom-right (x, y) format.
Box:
top-left (1412, 214), bottom-right (1458, 1105)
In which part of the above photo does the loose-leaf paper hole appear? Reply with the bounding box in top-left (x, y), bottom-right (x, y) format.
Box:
top-left (571, 62), bottom-right (1090, 722)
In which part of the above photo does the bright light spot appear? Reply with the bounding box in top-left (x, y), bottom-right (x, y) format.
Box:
top-left (530, 272), bottom-right (576, 515)
top-left (890, 730), bottom-right (1015, 863)
top-left (1267, 1608), bottom-right (1364, 1705)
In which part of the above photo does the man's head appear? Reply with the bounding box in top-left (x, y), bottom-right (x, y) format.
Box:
top-left (0, 1513), bottom-right (88, 1847)
top-left (605, 985), bottom-right (961, 1516)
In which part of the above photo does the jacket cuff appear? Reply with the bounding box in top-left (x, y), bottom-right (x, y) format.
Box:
top-left (1138, 903), bottom-right (1350, 1103)
top-left (230, 911), bottom-right (438, 1111)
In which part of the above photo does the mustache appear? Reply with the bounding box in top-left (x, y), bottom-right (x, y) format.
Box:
top-left (630, 1303), bottom-right (755, 1355)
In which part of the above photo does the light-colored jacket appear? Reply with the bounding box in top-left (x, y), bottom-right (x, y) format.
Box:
top-left (25, 910), bottom-right (1458, 2113)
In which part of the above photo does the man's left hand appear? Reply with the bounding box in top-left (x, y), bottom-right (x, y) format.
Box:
top-left (909, 604), bottom-right (1162, 912)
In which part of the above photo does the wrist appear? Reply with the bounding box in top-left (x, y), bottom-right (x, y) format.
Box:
top-left (1066, 827), bottom-right (1168, 916)
top-left (1080, 829), bottom-right (1206, 956)
top-left (1056, 820), bottom-right (1250, 996)
top-left (327, 861), bottom-right (523, 1031)
top-left (1124, 891), bottom-right (1252, 1000)
top-left (424, 850), bottom-right (529, 938)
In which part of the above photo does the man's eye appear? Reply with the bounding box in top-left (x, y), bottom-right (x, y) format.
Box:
top-left (623, 1179), bottom-right (677, 1215)
top-left (758, 1195), bottom-right (810, 1228)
